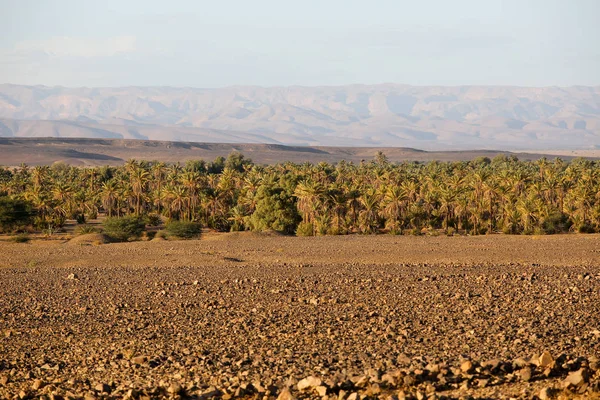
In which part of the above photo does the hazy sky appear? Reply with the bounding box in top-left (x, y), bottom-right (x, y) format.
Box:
top-left (1, 0), bottom-right (599, 87)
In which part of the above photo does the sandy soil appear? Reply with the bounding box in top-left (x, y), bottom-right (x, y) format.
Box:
top-left (528, 150), bottom-right (600, 159)
top-left (1, 138), bottom-right (593, 167)
top-left (1, 234), bottom-right (599, 399)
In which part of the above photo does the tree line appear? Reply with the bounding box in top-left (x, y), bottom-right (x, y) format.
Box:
top-left (1, 152), bottom-right (599, 236)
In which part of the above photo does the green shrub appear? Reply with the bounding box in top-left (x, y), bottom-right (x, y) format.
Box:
top-left (542, 212), bottom-right (572, 234)
top-left (578, 223), bottom-right (596, 234)
top-left (75, 213), bottom-right (86, 224)
top-left (327, 226), bottom-right (347, 235)
top-left (0, 197), bottom-right (34, 233)
top-left (145, 213), bottom-right (163, 227)
top-left (165, 221), bottom-right (202, 239)
top-left (296, 222), bottom-right (314, 236)
top-left (42, 225), bottom-right (63, 237)
top-left (103, 216), bottom-right (145, 241)
top-left (407, 228), bottom-right (422, 236)
top-left (155, 230), bottom-right (167, 239)
top-left (77, 224), bottom-right (98, 235)
top-left (11, 233), bottom-right (31, 243)
top-left (50, 215), bottom-right (67, 229)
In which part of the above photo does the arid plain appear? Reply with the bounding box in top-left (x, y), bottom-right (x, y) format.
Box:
top-left (1, 234), bottom-right (599, 399)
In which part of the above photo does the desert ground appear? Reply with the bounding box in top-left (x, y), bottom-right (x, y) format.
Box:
top-left (1, 234), bottom-right (599, 400)
top-left (0, 138), bottom-right (592, 167)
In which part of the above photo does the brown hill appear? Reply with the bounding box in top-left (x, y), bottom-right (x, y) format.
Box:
top-left (0, 138), bottom-right (587, 167)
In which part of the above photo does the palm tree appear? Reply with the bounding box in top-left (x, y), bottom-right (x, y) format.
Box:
top-left (101, 181), bottom-right (120, 217)
top-left (382, 185), bottom-right (406, 233)
top-left (328, 187), bottom-right (347, 234)
top-left (294, 180), bottom-right (325, 234)
top-left (181, 171), bottom-right (202, 221)
top-left (4, 150), bottom-right (600, 237)
top-left (52, 182), bottom-right (75, 218)
top-left (358, 189), bottom-right (380, 234)
top-left (31, 166), bottom-right (49, 190)
top-left (165, 185), bottom-right (188, 220)
top-left (130, 167), bottom-right (150, 216)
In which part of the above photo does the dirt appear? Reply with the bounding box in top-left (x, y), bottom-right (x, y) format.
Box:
top-left (0, 234), bottom-right (599, 399)
top-left (0, 138), bottom-right (591, 167)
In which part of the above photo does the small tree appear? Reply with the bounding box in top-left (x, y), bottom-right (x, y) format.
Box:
top-left (245, 185), bottom-right (300, 234)
top-left (208, 156), bottom-right (225, 174)
top-left (103, 216), bottom-right (145, 241)
top-left (225, 152), bottom-right (253, 172)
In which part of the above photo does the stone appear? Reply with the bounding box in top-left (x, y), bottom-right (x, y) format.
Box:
top-left (67, 273), bottom-right (78, 280)
top-left (539, 351), bottom-right (554, 368)
top-left (0, 375), bottom-right (9, 386)
top-left (403, 375), bottom-right (416, 387)
top-left (201, 389), bottom-right (222, 398)
top-left (354, 375), bottom-right (369, 388)
top-left (298, 376), bottom-right (322, 391)
top-left (539, 387), bottom-right (558, 400)
top-left (316, 386), bottom-right (328, 397)
top-left (277, 387), bottom-right (296, 400)
top-left (563, 368), bottom-right (589, 389)
top-left (366, 383), bottom-right (381, 395)
top-left (460, 360), bottom-right (473, 374)
top-left (482, 359), bottom-right (502, 372)
top-left (381, 373), bottom-right (397, 387)
top-left (513, 358), bottom-right (531, 368)
top-left (519, 367), bottom-right (532, 382)
top-left (32, 379), bottom-right (44, 390)
top-left (94, 383), bottom-right (111, 393)
top-left (168, 383), bottom-right (183, 394)
top-left (131, 356), bottom-right (148, 365)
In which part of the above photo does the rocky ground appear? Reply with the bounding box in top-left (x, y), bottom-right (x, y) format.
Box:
top-left (0, 234), bottom-right (599, 399)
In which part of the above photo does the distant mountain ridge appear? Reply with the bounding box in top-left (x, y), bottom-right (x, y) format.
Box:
top-left (0, 83), bottom-right (599, 150)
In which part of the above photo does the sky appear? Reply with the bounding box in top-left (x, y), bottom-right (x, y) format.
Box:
top-left (1, 0), bottom-right (599, 88)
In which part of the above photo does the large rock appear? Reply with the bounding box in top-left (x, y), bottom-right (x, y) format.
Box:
top-left (539, 387), bottom-right (558, 399)
top-left (277, 387), bottom-right (296, 400)
top-left (563, 368), bottom-right (589, 389)
top-left (460, 360), bottom-right (474, 374)
top-left (94, 383), bottom-right (111, 393)
top-left (131, 355), bottom-right (148, 365)
top-left (539, 351), bottom-right (554, 368)
top-left (518, 367), bottom-right (533, 382)
top-left (298, 376), bottom-right (323, 391)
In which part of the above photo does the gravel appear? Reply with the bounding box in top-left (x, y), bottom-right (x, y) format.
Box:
top-left (0, 234), bottom-right (599, 399)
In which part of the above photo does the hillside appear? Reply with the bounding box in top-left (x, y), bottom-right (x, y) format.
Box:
top-left (0, 84), bottom-right (599, 150)
top-left (0, 138), bottom-right (586, 166)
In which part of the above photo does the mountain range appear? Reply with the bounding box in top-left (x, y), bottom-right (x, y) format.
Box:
top-left (0, 83), bottom-right (599, 150)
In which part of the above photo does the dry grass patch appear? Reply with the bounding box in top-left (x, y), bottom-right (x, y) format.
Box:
top-left (66, 233), bottom-right (110, 246)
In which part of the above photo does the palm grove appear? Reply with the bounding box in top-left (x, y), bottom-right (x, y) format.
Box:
top-left (1, 152), bottom-right (599, 237)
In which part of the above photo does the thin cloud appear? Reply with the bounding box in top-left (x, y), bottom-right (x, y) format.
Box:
top-left (12, 36), bottom-right (137, 58)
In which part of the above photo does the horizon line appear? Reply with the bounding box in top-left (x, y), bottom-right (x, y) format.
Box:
top-left (2, 82), bottom-right (600, 91)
